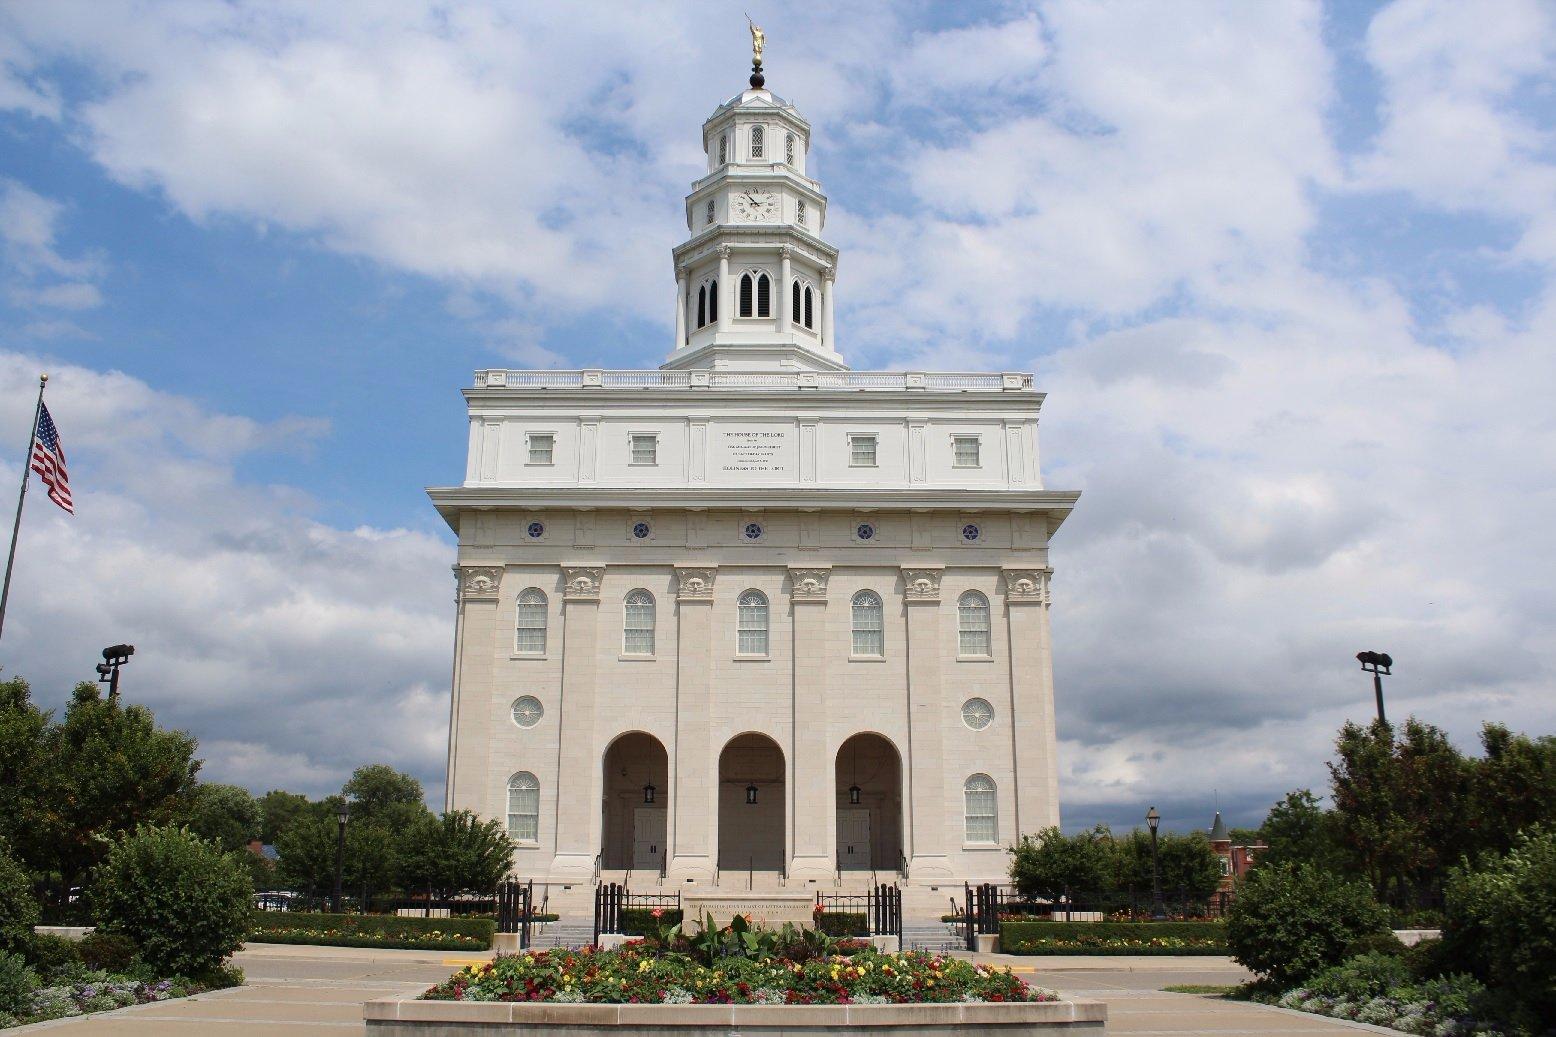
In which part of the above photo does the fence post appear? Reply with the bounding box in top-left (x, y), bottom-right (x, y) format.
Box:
top-left (520, 880), bottom-right (533, 950)
top-left (963, 883), bottom-right (974, 951)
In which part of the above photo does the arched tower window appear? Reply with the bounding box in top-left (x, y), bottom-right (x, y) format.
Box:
top-left (785, 132), bottom-right (795, 165)
top-left (709, 279), bottom-right (718, 322)
top-left (964, 775), bottom-right (997, 843)
top-left (624, 590), bottom-right (656, 655)
top-left (756, 272), bottom-right (771, 317)
top-left (739, 273), bottom-right (754, 317)
top-left (515, 588), bottom-right (547, 654)
top-left (851, 591), bottom-right (884, 657)
top-left (750, 125), bottom-right (764, 159)
top-left (507, 772), bottom-right (540, 842)
top-left (803, 285), bottom-right (814, 329)
top-left (737, 590), bottom-right (769, 656)
top-left (705, 198), bottom-right (715, 225)
top-left (718, 134), bottom-right (727, 165)
top-left (697, 285), bottom-right (707, 328)
top-left (796, 200), bottom-right (807, 225)
top-left (791, 280), bottom-right (801, 325)
top-left (958, 591), bottom-right (991, 657)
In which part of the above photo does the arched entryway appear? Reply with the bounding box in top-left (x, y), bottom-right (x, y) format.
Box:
top-left (601, 732), bottom-right (669, 872)
top-left (835, 733), bottom-right (903, 872)
top-left (717, 733), bottom-right (786, 872)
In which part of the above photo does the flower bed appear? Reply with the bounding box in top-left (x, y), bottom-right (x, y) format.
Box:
top-left (1000, 920), bottom-right (1227, 956)
top-left (1252, 951), bottom-right (1505, 1036)
top-left (249, 911), bottom-right (493, 951)
top-left (0, 967), bottom-right (240, 1029)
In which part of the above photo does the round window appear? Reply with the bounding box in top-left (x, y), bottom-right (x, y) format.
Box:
top-left (962, 523), bottom-right (981, 542)
top-left (527, 521), bottom-right (545, 539)
top-left (743, 522), bottom-right (764, 541)
top-left (511, 696), bottom-right (543, 728)
top-left (962, 698), bottom-right (994, 731)
top-left (631, 521), bottom-right (652, 540)
top-left (856, 523), bottom-right (876, 541)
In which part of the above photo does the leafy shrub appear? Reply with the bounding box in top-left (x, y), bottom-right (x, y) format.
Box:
top-left (619, 908), bottom-right (682, 935)
top-left (1304, 951), bottom-right (1411, 1000)
top-left (0, 851), bottom-right (38, 954)
top-left (1225, 863), bottom-right (1391, 987)
top-left (89, 825), bottom-right (252, 976)
top-left (23, 932), bottom-right (79, 977)
top-left (0, 951), bottom-right (38, 1017)
top-left (78, 931), bottom-right (140, 973)
top-left (1442, 825), bottom-right (1556, 1027)
top-left (249, 911), bottom-right (493, 950)
top-left (815, 911), bottom-right (866, 937)
top-left (1341, 929), bottom-right (1406, 959)
top-left (1000, 920), bottom-right (1227, 955)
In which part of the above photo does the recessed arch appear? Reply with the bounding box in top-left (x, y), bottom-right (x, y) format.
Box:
top-left (718, 732), bottom-right (785, 872)
top-left (835, 733), bottom-right (904, 871)
top-left (600, 731), bottom-right (669, 871)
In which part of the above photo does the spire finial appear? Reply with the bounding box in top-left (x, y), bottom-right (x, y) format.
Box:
top-left (747, 15), bottom-right (766, 88)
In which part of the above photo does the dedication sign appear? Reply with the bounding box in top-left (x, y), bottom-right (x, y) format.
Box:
top-left (711, 425), bottom-right (795, 482)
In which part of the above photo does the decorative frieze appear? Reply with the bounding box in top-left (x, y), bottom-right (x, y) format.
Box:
top-left (456, 565), bottom-right (502, 602)
top-left (675, 566), bottom-right (718, 601)
top-left (1003, 567), bottom-right (1052, 606)
top-left (901, 567), bottom-right (943, 602)
top-left (788, 567), bottom-right (831, 602)
top-left (561, 565), bottom-right (605, 601)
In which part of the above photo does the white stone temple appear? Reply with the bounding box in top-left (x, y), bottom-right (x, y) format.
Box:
top-left (428, 55), bottom-right (1078, 903)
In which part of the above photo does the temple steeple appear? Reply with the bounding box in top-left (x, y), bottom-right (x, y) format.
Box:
top-left (664, 39), bottom-right (844, 372)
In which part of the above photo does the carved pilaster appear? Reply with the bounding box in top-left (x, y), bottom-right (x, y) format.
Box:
top-left (788, 567), bottom-right (831, 602)
top-left (456, 565), bottom-right (502, 603)
top-left (901, 567), bottom-right (943, 603)
top-left (675, 566), bottom-right (718, 602)
top-left (561, 565), bottom-right (604, 601)
top-left (1003, 567), bottom-right (1052, 606)
top-left (715, 244), bottom-right (733, 260)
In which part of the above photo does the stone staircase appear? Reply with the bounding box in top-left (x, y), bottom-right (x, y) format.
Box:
top-left (525, 919), bottom-right (596, 950)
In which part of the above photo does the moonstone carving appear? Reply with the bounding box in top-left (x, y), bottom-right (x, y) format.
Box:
top-left (457, 565), bottom-right (503, 602)
top-left (561, 565), bottom-right (605, 601)
top-left (901, 567), bottom-right (943, 602)
top-left (675, 566), bottom-right (718, 601)
top-left (788, 567), bottom-right (831, 601)
top-left (1003, 567), bottom-right (1052, 605)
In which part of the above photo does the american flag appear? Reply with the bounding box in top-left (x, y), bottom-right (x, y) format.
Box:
top-left (30, 403), bottom-right (72, 515)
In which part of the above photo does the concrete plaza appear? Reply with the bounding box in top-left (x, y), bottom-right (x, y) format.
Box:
top-left (10, 944), bottom-right (1395, 1035)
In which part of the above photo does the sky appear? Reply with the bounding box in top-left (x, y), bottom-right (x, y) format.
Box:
top-left (0, 0), bottom-right (1553, 834)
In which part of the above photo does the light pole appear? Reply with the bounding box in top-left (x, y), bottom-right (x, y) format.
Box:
top-left (332, 802), bottom-right (349, 914)
top-left (94, 644), bottom-right (134, 700)
top-left (1356, 651), bottom-right (1393, 725)
top-left (1146, 807), bottom-right (1165, 921)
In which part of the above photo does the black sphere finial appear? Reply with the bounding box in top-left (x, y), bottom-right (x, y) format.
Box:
top-left (750, 61), bottom-right (765, 89)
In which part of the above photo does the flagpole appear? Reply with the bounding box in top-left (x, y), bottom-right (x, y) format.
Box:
top-left (0, 373), bottom-right (47, 644)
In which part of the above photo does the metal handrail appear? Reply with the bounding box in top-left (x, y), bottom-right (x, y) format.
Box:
top-left (591, 854), bottom-right (601, 886)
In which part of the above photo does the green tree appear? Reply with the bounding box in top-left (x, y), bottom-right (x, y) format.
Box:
top-left (1257, 790), bottom-right (1346, 873)
top-left (0, 849), bottom-right (39, 955)
top-left (273, 808), bottom-right (339, 897)
top-left (342, 765), bottom-right (423, 822)
top-left (398, 810), bottom-right (515, 898)
top-left (186, 784), bottom-right (262, 853)
top-left (1008, 825), bottom-right (1115, 901)
top-left (1225, 862), bottom-right (1391, 987)
top-left (257, 789), bottom-right (310, 845)
top-left (1116, 829), bottom-right (1223, 902)
top-left (1470, 724), bottom-right (1556, 853)
top-left (0, 679), bottom-right (50, 864)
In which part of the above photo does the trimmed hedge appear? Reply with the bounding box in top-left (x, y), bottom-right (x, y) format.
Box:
top-left (620, 908), bottom-right (683, 934)
top-left (1000, 920), bottom-right (1228, 956)
top-left (816, 912), bottom-right (867, 937)
top-left (248, 912), bottom-right (494, 951)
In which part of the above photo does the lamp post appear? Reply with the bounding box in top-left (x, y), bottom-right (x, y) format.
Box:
top-left (94, 644), bottom-right (135, 700)
top-left (1356, 651), bottom-right (1393, 726)
top-left (1146, 807), bottom-right (1165, 921)
top-left (332, 802), bottom-right (349, 914)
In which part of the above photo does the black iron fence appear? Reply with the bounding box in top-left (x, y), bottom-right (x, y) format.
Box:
top-left (496, 879), bottom-right (534, 949)
top-left (815, 884), bottom-right (901, 938)
top-left (960, 883), bottom-right (1234, 950)
top-left (593, 883), bottom-right (682, 945)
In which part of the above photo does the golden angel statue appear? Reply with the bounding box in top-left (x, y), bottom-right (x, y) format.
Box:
top-left (748, 17), bottom-right (765, 65)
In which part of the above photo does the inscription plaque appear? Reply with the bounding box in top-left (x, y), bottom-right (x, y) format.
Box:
top-left (681, 892), bottom-right (817, 932)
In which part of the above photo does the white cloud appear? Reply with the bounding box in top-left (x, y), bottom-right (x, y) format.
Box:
top-left (0, 180), bottom-right (107, 324)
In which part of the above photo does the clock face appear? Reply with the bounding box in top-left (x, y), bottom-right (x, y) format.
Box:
top-left (733, 189), bottom-right (779, 222)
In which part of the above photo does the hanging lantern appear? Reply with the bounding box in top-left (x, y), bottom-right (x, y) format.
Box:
top-left (643, 783), bottom-right (656, 804)
top-left (745, 783), bottom-right (759, 804)
top-left (849, 784), bottom-right (862, 805)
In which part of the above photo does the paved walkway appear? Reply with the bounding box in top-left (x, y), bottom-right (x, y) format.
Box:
top-left (10, 945), bottom-right (1395, 1035)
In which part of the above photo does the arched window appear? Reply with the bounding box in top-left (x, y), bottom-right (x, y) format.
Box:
top-left (515, 588), bottom-right (547, 654)
top-left (964, 774), bottom-right (997, 843)
top-left (751, 125), bottom-right (764, 158)
top-left (791, 280), bottom-right (801, 324)
top-left (785, 132), bottom-right (795, 165)
top-left (739, 273), bottom-right (754, 317)
top-left (507, 772), bottom-right (540, 841)
top-left (624, 590), bottom-right (655, 655)
top-left (737, 590), bottom-right (769, 656)
top-left (756, 273), bottom-right (771, 317)
top-left (958, 591), bottom-right (990, 657)
top-left (697, 285), bottom-right (707, 328)
top-left (718, 134), bottom-right (727, 164)
top-left (708, 279), bottom-right (718, 323)
top-left (803, 285), bottom-right (814, 329)
top-left (851, 591), bottom-right (883, 657)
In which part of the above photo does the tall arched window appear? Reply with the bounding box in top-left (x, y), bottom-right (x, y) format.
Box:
top-left (756, 273), bottom-right (771, 317)
top-left (750, 125), bottom-right (764, 158)
top-left (624, 590), bottom-right (655, 655)
top-left (515, 588), bottom-right (547, 654)
top-left (791, 280), bottom-right (801, 324)
top-left (697, 285), bottom-right (707, 328)
top-left (718, 134), bottom-right (727, 164)
top-left (737, 590), bottom-right (769, 656)
top-left (964, 774), bottom-right (997, 843)
top-left (785, 132), bottom-right (795, 165)
top-left (708, 279), bottom-right (718, 322)
top-left (803, 285), bottom-right (814, 329)
top-left (851, 590), bottom-right (883, 657)
top-left (739, 273), bottom-right (754, 317)
top-left (958, 591), bottom-right (991, 657)
top-left (507, 772), bottom-right (540, 841)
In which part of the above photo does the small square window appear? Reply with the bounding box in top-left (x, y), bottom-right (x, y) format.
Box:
top-left (528, 433), bottom-right (555, 465)
top-left (630, 434), bottom-right (658, 466)
top-left (850, 435), bottom-right (877, 467)
top-left (953, 436), bottom-right (981, 468)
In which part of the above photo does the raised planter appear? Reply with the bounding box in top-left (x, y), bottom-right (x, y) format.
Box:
top-left (364, 997), bottom-right (1107, 1033)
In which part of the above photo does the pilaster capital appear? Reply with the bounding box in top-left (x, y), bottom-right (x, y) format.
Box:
top-left (778, 244), bottom-right (792, 259)
top-left (455, 565), bottom-right (502, 603)
top-left (675, 264), bottom-right (690, 281)
top-left (822, 263), bottom-right (836, 282)
top-left (561, 565), bottom-right (605, 602)
top-left (1003, 567), bottom-right (1052, 606)
top-left (675, 565), bottom-right (718, 602)
top-left (901, 567), bottom-right (944, 603)
top-left (788, 567), bottom-right (831, 602)
top-left (715, 245), bottom-right (734, 261)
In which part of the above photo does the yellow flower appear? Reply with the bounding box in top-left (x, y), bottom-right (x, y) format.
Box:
top-left (927, 979), bottom-right (935, 987)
